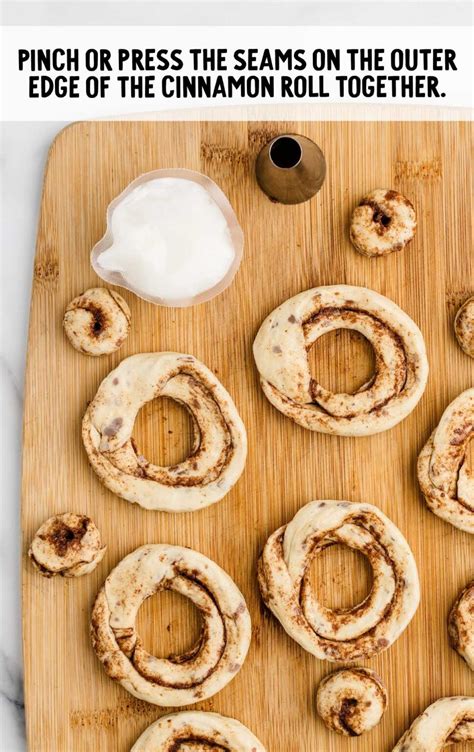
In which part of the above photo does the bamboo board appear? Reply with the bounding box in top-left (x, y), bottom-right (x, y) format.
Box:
top-left (22, 120), bottom-right (473, 751)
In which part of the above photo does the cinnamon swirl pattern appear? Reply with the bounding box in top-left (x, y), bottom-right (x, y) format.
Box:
top-left (448, 581), bottom-right (474, 671)
top-left (392, 696), bottom-right (474, 750)
top-left (258, 501), bottom-right (420, 661)
top-left (63, 287), bottom-right (131, 356)
top-left (350, 189), bottom-right (416, 258)
top-left (316, 667), bottom-right (387, 736)
top-left (90, 544), bottom-right (251, 706)
top-left (454, 297), bottom-right (474, 358)
top-left (130, 712), bottom-right (266, 751)
top-left (82, 353), bottom-right (247, 512)
top-left (253, 285), bottom-right (428, 436)
top-left (417, 389), bottom-right (474, 534)
top-left (28, 513), bottom-right (106, 578)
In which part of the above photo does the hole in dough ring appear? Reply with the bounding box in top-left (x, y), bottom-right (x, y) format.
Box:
top-left (392, 697), bottom-right (474, 751)
top-left (350, 189), bottom-right (416, 258)
top-left (90, 544), bottom-right (251, 707)
top-left (63, 287), bottom-right (131, 356)
top-left (417, 388), bottom-right (474, 534)
top-left (448, 581), bottom-right (474, 671)
top-left (257, 500), bottom-right (420, 662)
top-left (253, 285), bottom-right (428, 436)
top-left (82, 352), bottom-right (247, 512)
top-left (130, 711), bottom-right (266, 751)
top-left (316, 667), bottom-right (387, 736)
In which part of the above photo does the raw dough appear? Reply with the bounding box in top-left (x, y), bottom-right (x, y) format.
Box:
top-left (448, 581), bottom-right (474, 671)
top-left (316, 667), bottom-right (387, 736)
top-left (350, 189), bottom-right (416, 257)
top-left (130, 711), bottom-right (266, 751)
top-left (91, 544), bottom-right (251, 706)
top-left (258, 500), bottom-right (420, 661)
top-left (82, 352), bottom-right (247, 512)
top-left (454, 297), bottom-right (474, 358)
top-left (253, 285), bottom-right (428, 436)
top-left (392, 696), bottom-right (474, 750)
top-left (63, 287), bottom-right (131, 356)
top-left (418, 389), bottom-right (474, 534)
top-left (28, 513), bottom-right (106, 577)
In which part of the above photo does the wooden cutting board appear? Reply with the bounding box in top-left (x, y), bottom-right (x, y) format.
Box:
top-left (22, 119), bottom-right (473, 751)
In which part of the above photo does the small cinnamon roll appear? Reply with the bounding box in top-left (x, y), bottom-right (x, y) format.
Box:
top-left (350, 189), bottom-right (416, 257)
top-left (316, 667), bottom-right (387, 736)
top-left (448, 581), bottom-right (474, 670)
top-left (454, 297), bottom-right (474, 358)
top-left (28, 513), bottom-right (106, 577)
top-left (63, 287), bottom-right (131, 356)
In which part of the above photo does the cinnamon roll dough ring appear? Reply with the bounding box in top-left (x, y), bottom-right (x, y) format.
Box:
top-left (392, 696), bottom-right (474, 750)
top-left (63, 287), bottom-right (131, 356)
top-left (28, 513), bottom-right (106, 577)
top-left (316, 667), bottom-right (387, 736)
top-left (82, 352), bottom-right (247, 512)
top-left (350, 189), bottom-right (416, 257)
top-left (448, 581), bottom-right (474, 671)
top-left (253, 285), bottom-right (428, 436)
top-left (454, 297), bottom-right (474, 358)
top-left (417, 389), bottom-right (474, 534)
top-left (131, 711), bottom-right (266, 751)
top-left (91, 544), bottom-right (251, 707)
top-left (257, 500), bottom-right (420, 662)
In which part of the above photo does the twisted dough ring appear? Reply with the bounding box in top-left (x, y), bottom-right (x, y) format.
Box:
top-left (454, 297), bottom-right (474, 358)
top-left (91, 544), bottom-right (251, 706)
top-left (417, 389), bottom-right (474, 534)
top-left (350, 189), bottom-right (416, 257)
top-left (258, 500), bottom-right (420, 661)
top-left (448, 581), bottom-right (474, 671)
top-left (316, 667), bottom-right (387, 736)
top-left (253, 285), bottom-right (428, 436)
top-left (28, 513), bottom-right (106, 577)
top-left (392, 697), bottom-right (474, 750)
top-left (63, 287), bottom-right (131, 355)
top-left (82, 352), bottom-right (247, 512)
top-left (131, 712), bottom-right (266, 751)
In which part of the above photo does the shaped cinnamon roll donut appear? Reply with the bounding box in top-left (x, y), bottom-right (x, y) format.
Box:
top-left (448, 581), bottom-right (474, 671)
top-left (82, 352), bottom-right (247, 512)
top-left (417, 389), bottom-right (474, 534)
top-left (253, 285), bottom-right (428, 436)
top-left (28, 513), bottom-right (106, 577)
top-left (392, 696), bottom-right (474, 750)
top-left (454, 297), bottom-right (474, 358)
top-left (316, 667), bottom-right (387, 736)
top-left (258, 500), bottom-right (419, 661)
top-left (350, 189), bottom-right (416, 257)
top-left (131, 711), bottom-right (266, 751)
top-left (91, 544), bottom-right (251, 706)
top-left (63, 287), bottom-right (131, 356)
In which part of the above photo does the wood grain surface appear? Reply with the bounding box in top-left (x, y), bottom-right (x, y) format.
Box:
top-left (22, 120), bottom-right (473, 751)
